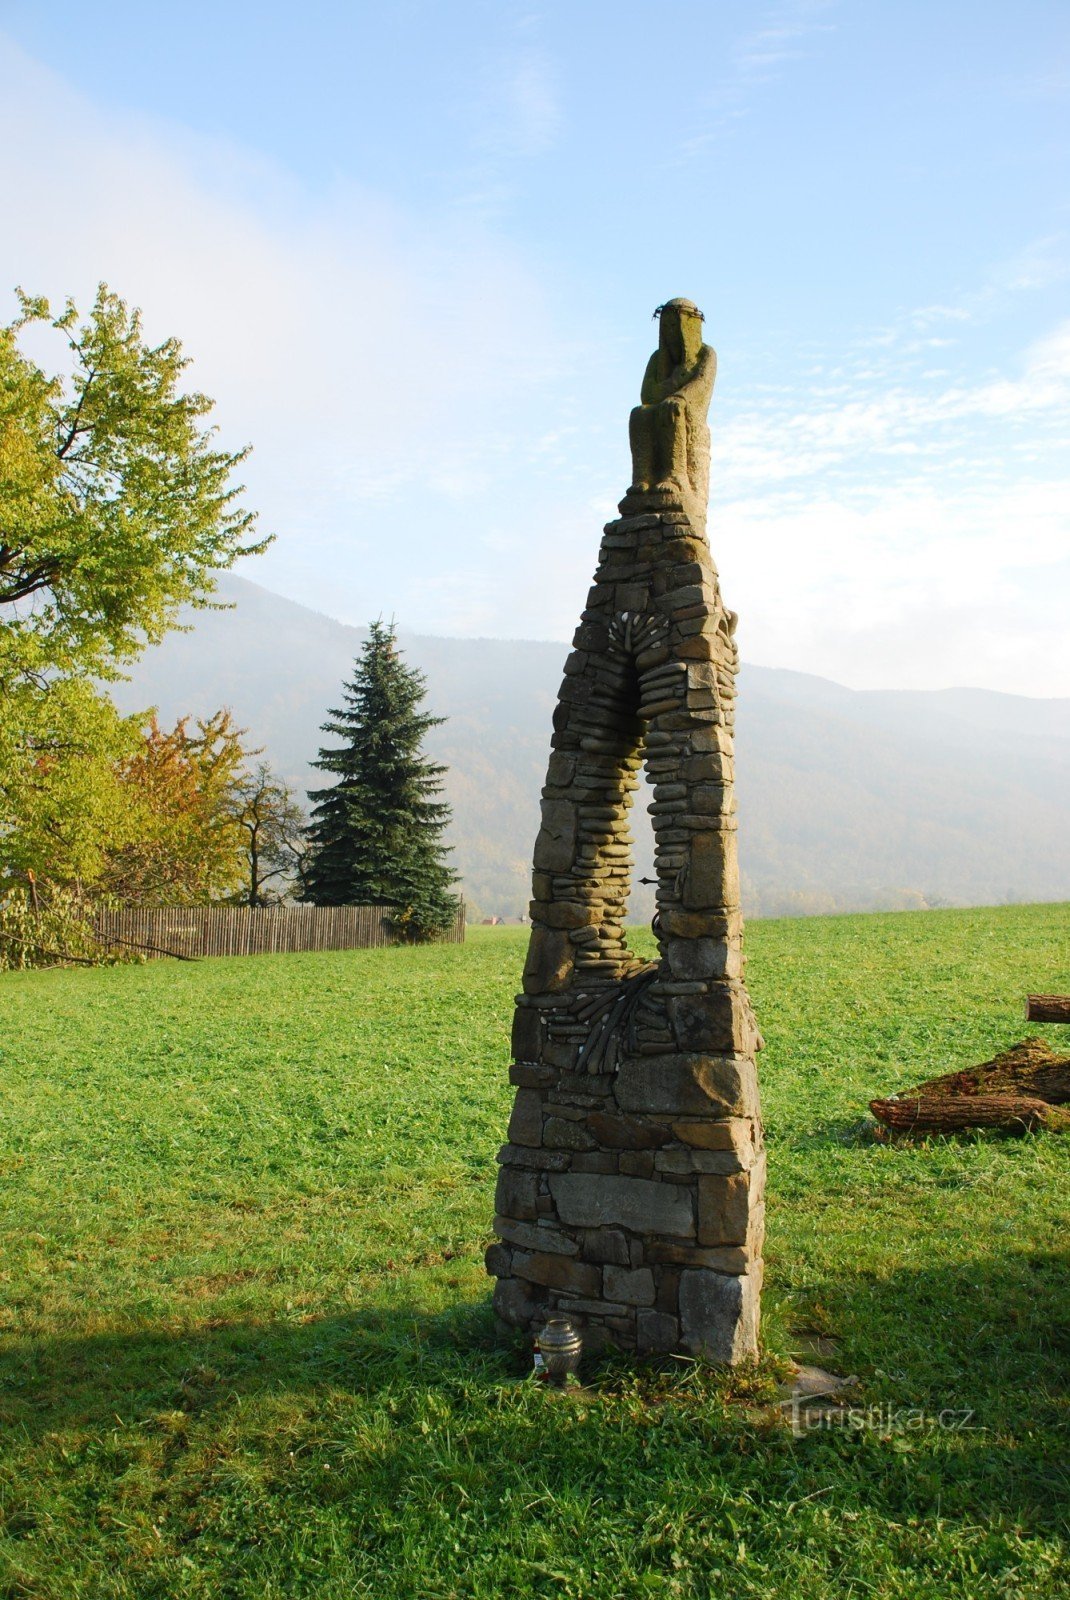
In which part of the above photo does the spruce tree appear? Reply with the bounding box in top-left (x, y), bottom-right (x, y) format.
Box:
top-left (303, 621), bottom-right (458, 938)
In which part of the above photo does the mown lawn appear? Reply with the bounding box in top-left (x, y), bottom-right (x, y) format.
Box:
top-left (0, 904), bottom-right (1067, 1598)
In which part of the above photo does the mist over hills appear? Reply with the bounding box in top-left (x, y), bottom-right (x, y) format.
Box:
top-left (108, 575), bottom-right (1070, 920)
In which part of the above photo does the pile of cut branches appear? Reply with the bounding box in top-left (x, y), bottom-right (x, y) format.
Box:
top-left (871, 1037), bottom-right (1070, 1135)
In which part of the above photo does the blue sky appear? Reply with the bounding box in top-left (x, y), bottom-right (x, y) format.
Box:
top-left (1, 0), bottom-right (1068, 693)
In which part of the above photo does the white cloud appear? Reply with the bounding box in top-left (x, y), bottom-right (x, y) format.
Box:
top-left (712, 318), bottom-right (1070, 494)
top-left (715, 482), bottom-right (1070, 694)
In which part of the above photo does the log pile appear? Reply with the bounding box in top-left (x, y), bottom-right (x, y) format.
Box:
top-left (870, 1037), bottom-right (1070, 1135)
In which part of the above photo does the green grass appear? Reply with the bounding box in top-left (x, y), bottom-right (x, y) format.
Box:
top-left (0, 903), bottom-right (1067, 1598)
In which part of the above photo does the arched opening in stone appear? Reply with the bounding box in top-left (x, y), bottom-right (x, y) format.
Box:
top-left (531, 608), bottom-right (737, 994)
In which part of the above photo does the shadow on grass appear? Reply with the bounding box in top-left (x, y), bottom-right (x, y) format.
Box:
top-left (0, 1296), bottom-right (518, 1441)
top-left (0, 1252), bottom-right (1066, 1539)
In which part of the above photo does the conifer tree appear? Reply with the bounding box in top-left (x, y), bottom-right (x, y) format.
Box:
top-left (303, 621), bottom-right (458, 938)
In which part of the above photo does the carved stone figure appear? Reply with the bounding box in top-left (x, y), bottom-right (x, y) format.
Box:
top-left (488, 301), bottom-right (765, 1365)
top-left (628, 298), bottom-right (716, 514)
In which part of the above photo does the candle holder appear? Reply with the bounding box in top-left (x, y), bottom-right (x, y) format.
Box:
top-left (537, 1317), bottom-right (582, 1388)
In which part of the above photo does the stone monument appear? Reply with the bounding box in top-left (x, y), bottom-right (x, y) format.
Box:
top-left (487, 299), bottom-right (765, 1363)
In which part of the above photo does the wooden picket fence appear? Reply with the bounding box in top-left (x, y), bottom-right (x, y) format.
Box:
top-left (92, 902), bottom-right (466, 961)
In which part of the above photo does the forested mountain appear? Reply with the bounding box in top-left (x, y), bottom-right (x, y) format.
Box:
top-left (109, 575), bottom-right (1070, 921)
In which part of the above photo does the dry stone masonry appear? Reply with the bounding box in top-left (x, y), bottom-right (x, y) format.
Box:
top-left (487, 300), bottom-right (766, 1362)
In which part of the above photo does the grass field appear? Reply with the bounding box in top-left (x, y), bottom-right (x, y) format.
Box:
top-left (0, 903), bottom-right (1067, 1598)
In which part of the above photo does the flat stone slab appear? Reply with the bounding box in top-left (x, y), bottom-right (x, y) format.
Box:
top-left (678, 1267), bottom-right (759, 1362)
top-left (549, 1172), bottom-right (695, 1237)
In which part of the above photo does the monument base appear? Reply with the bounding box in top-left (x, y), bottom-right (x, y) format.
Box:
top-left (488, 975), bottom-right (765, 1360)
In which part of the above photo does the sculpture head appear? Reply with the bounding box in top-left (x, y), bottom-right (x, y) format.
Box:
top-left (655, 298), bottom-right (705, 369)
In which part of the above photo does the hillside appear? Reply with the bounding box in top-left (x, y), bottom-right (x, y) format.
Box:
top-left (108, 574), bottom-right (1070, 919)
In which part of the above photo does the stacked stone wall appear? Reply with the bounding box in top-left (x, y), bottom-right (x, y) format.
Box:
top-left (488, 490), bottom-right (765, 1362)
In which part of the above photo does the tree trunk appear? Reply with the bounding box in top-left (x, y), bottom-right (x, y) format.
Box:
top-left (1026, 994), bottom-right (1070, 1024)
top-left (870, 1094), bottom-right (1065, 1133)
top-left (899, 1037), bottom-right (1070, 1103)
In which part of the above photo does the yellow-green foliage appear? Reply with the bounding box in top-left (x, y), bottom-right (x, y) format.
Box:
top-left (0, 677), bottom-right (143, 890)
top-left (0, 284), bottom-right (268, 906)
top-left (0, 686), bottom-right (250, 902)
top-left (0, 884), bottom-right (135, 970)
top-left (0, 285), bottom-right (267, 680)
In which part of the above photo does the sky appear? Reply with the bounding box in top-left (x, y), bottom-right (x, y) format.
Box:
top-left (1, 0), bottom-right (1068, 695)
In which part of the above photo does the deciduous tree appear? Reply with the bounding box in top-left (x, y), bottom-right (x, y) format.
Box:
top-left (0, 281), bottom-right (269, 903)
top-left (99, 711), bottom-right (250, 904)
top-left (230, 761), bottom-right (306, 906)
top-left (0, 677), bottom-right (141, 890)
top-left (0, 283), bottom-right (267, 684)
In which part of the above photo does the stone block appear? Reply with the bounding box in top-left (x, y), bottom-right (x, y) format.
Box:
top-left (615, 1054), bottom-right (758, 1117)
top-left (494, 1166), bottom-right (538, 1221)
top-left (580, 1228), bottom-right (630, 1265)
top-left (532, 799), bottom-right (578, 874)
top-left (690, 784), bottom-right (728, 816)
top-left (511, 1007), bottom-right (544, 1062)
top-left (498, 1145), bottom-right (571, 1172)
top-left (512, 1250), bottom-right (601, 1297)
top-left (618, 1150), bottom-right (655, 1178)
top-left (522, 929), bottom-right (573, 995)
top-left (493, 1217), bottom-right (578, 1256)
top-left (509, 1061), bottom-right (555, 1089)
top-left (572, 619), bottom-right (609, 653)
top-left (541, 901), bottom-right (598, 931)
top-left (656, 908), bottom-right (731, 939)
top-left (668, 988), bottom-right (749, 1054)
top-left (637, 1310), bottom-right (679, 1354)
top-left (671, 1118), bottom-right (755, 1163)
top-left (659, 583), bottom-right (708, 612)
top-left (645, 1241), bottom-right (753, 1273)
top-left (669, 561), bottom-right (706, 589)
top-left (493, 1276), bottom-right (545, 1329)
top-left (663, 938), bottom-right (720, 981)
top-left (688, 726), bottom-right (733, 754)
top-left (683, 753), bottom-right (731, 783)
top-left (603, 1265), bottom-right (656, 1306)
top-left (507, 1089), bottom-right (543, 1149)
top-left (678, 1268), bottom-right (759, 1363)
top-left (696, 1156), bottom-right (764, 1246)
top-left (545, 754), bottom-right (576, 789)
top-left (542, 1039), bottom-right (579, 1069)
top-left (549, 1173), bottom-right (695, 1237)
top-left (508, 1062), bottom-right (556, 1100)
top-left (681, 831), bottom-right (740, 911)
top-left (553, 1068), bottom-right (603, 1099)
top-left (543, 1116), bottom-right (596, 1152)
top-left (586, 1111), bottom-right (671, 1150)
top-left (555, 1297), bottom-right (631, 1318)
top-left (569, 1151), bottom-right (619, 1173)
top-left (484, 1242), bottom-right (511, 1278)
top-left (654, 1148), bottom-right (747, 1176)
